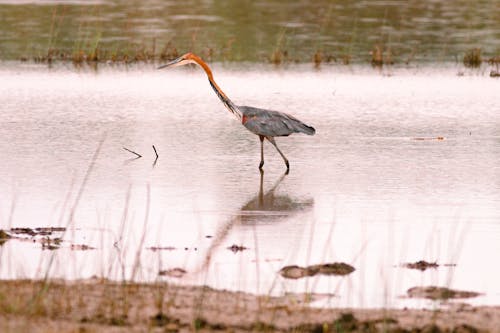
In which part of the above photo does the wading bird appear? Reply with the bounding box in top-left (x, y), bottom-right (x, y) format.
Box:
top-left (158, 53), bottom-right (315, 171)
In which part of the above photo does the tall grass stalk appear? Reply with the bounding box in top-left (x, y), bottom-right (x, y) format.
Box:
top-left (23, 134), bottom-right (106, 314)
top-left (130, 184), bottom-right (151, 281)
top-left (107, 185), bottom-right (132, 281)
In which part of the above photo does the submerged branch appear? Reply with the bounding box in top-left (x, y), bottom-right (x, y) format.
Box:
top-left (152, 145), bottom-right (159, 159)
top-left (123, 147), bottom-right (142, 158)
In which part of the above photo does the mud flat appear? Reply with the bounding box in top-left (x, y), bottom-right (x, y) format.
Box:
top-left (0, 279), bottom-right (498, 332)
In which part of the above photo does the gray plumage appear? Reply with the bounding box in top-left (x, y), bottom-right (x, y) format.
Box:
top-left (239, 106), bottom-right (316, 137)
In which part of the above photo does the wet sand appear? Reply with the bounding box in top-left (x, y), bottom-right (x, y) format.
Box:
top-left (1, 279), bottom-right (498, 332)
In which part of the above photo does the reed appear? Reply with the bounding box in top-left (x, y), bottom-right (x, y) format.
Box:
top-left (463, 48), bottom-right (482, 67)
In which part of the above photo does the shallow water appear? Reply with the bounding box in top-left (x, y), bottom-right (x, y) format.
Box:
top-left (1, 0), bottom-right (499, 62)
top-left (0, 63), bottom-right (499, 309)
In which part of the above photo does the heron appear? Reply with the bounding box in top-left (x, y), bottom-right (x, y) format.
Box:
top-left (158, 52), bottom-right (315, 171)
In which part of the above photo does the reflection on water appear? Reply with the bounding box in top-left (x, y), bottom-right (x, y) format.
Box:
top-left (0, 0), bottom-right (499, 62)
top-left (0, 64), bottom-right (499, 309)
top-left (202, 170), bottom-right (313, 270)
top-left (240, 170), bottom-right (314, 224)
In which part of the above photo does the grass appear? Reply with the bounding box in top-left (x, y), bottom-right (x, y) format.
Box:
top-left (370, 45), bottom-right (394, 67)
top-left (14, 26), bottom-right (500, 71)
top-left (0, 128), bottom-right (495, 332)
top-left (15, 6), bottom-right (498, 68)
top-left (0, 181), bottom-right (494, 332)
top-left (0, 279), bottom-right (496, 332)
top-left (0, 181), bottom-right (490, 331)
top-left (463, 48), bottom-right (482, 67)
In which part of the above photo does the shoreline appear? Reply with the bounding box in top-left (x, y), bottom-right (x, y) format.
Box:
top-left (1, 279), bottom-right (498, 332)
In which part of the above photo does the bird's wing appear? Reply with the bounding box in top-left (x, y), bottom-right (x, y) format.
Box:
top-left (240, 106), bottom-right (315, 137)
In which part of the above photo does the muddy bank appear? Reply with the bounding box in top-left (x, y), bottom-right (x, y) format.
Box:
top-left (0, 279), bottom-right (498, 332)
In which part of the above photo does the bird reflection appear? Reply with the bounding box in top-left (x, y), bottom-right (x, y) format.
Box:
top-left (200, 170), bottom-right (313, 271)
top-left (239, 170), bottom-right (314, 224)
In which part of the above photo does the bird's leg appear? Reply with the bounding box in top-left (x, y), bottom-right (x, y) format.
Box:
top-left (259, 135), bottom-right (265, 169)
top-left (266, 136), bottom-right (290, 171)
top-left (258, 167), bottom-right (264, 206)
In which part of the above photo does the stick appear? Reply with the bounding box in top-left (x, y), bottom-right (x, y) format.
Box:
top-left (152, 145), bottom-right (159, 167)
top-left (123, 147), bottom-right (142, 158)
top-left (152, 145), bottom-right (159, 159)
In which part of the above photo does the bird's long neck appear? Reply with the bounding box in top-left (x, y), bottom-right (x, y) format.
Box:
top-left (190, 55), bottom-right (242, 121)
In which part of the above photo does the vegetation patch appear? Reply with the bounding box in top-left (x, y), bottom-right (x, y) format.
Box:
top-left (464, 48), bottom-right (482, 67)
top-left (402, 260), bottom-right (439, 271)
top-left (0, 280), bottom-right (496, 332)
top-left (227, 244), bottom-right (248, 253)
top-left (158, 268), bottom-right (187, 278)
top-left (0, 230), bottom-right (11, 246)
top-left (407, 286), bottom-right (482, 300)
top-left (280, 262), bottom-right (355, 279)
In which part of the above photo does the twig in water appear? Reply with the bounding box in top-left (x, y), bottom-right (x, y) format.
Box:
top-left (123, 147), bottom-right (142, 158)
top-left (152, 145), bottom-right (159, 159)
top-left (152, 145), bottom-right (159, 167)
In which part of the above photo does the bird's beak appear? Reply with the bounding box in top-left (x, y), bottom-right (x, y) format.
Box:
top-left (157, 56), bottom-right (184, 70)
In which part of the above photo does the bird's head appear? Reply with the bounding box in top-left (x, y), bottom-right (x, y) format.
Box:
top-left (157, 52), bottom-right (200, 69)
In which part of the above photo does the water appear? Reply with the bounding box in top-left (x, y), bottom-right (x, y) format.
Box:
top-left (0, 63), bottom-right (499, 309)
top-left (1, 0), bottom-right (499, 62)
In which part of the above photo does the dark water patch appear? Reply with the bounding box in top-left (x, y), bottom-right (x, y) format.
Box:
top-left (9, 226), bottom-right (66, 237)
top-left (280, 262), bottom-right (355, 279)
top-left (3, 226), bottom-right (96, 251)
top-left (227, 244), bottom-right (248, 253)
top-left (147, 246), bottom-right (177, 251)
top-left (7, 227), bottom-right (66, 250)
top-left (402, 260), bottom-right (439, 271)
top-left (10, 227), bottom-right (37, 236)
top-left (407, 286), bottom-right (482, 300)
top-left (41, 236), bottom-right (62, 250)
top-left (70, 244), bottom-right (95, 251)
top-left (158, 268), bottom-right (187, 278)
top-left (401, 261), bottom-right (457, 271)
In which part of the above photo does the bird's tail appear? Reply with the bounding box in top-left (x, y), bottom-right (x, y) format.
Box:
top-left (298, 123), bottom-right (316, 135)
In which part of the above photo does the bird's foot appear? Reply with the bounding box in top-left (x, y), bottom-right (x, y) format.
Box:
top-left (259, 161), bottom-right (264, 169)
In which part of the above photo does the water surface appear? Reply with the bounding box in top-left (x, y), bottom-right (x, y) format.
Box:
top-left (0, 63), bottom-right (499, 309)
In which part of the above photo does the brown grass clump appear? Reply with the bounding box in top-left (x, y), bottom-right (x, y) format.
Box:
top-left (342, 54), bottom-right (351, 65)
top-left (313, 50), bottom-right (339, 67)
top-left (313, 50), bottom-right (323, 68)
top-left (26, 41), bottom-right (183, 66)
top-left (463, 48), bottom-right (482, 67)
top-left (270, 49), bottom-right (288, 65)
top-left (371, 45), bottom-right (394, 67)
top-left (487, 56), bottom-right (500, 65)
